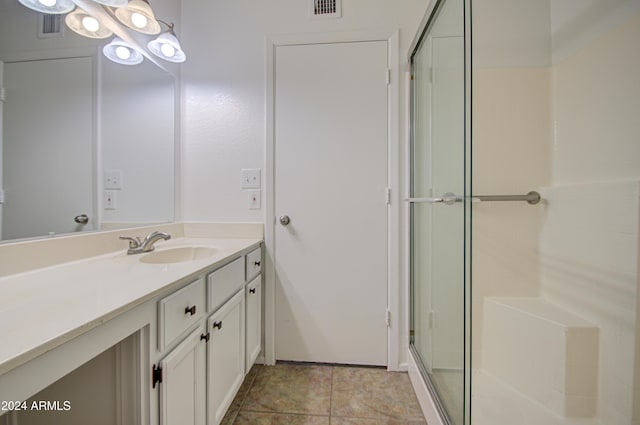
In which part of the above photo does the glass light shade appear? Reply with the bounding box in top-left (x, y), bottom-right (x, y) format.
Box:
top-left (92, 0), bottom-right (128, 7)
top-left (17, 0), bottom-right (74, 14)
top-left (148, 31), bottom-right (186, 63)
top-left (115, 0), bottom-right (161, 35)
top-left (103, 37), bottom-right (143, 65)
top-left (65, 8), bottom-right (113, 39)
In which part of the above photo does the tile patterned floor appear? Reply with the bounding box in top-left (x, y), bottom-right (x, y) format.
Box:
top-left (222, 363), bottom-right (426, 425)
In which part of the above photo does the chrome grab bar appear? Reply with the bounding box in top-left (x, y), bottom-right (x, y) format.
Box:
top-left (473, 191), bottom-right (541, 205)
top-left (405, 191), bottom-right (541, 205)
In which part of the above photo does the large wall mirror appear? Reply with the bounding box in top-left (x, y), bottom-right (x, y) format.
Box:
top-left (0, 0), bottom-right (178, 242)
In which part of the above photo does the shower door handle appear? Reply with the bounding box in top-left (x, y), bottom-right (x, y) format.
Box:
top-left (404, 192), bottom-right (460, 205)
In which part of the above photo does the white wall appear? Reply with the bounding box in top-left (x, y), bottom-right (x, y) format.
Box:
top-left (180, 0), bottom-right (429, 369)
top-left (180, 0), bottom-right (428, 223)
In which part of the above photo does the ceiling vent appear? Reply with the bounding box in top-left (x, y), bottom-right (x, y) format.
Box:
top-left (38, 14), bottom-right (64, 39)
top-left (310, 0), bottom-right (342, 19)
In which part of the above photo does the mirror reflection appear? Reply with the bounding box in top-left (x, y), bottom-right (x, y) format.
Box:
top-left (0, 0), bottom-right (175, 241)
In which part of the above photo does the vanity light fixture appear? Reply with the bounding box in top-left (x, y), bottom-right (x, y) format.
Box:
top-left (65, 6), bottom-right (114, 39)
top-left (15, 0), bottom-right (186, 66)
top-left (17, 0), bottom-right (74, 14)
top-left (147, 22), bottom-right (186, 63)
top-left (91, 0), bottom-right (128, 7)
top-left (115, 0), bottom-right (161, 35)
top-left (103, 37), bottom-right (144, 65)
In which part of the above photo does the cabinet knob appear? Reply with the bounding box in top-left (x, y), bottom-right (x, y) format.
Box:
top-left (185, 305), bottom-right (197, 316)
top-left (213, 321), bottom-right (222, 330)
top-left (249, 288), bottom-right (256, 294)
top-left (254, 260), bottom-right (261, 267)
top-left (200, 333), bottom-right (210, 342)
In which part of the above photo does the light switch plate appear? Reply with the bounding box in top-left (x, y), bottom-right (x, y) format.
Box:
top-left (241, 169), bottom-right (261, 189)
top-left (104, 170), bottom-right (123, 190)
top-left (248, 190), bottom-right (261, 209)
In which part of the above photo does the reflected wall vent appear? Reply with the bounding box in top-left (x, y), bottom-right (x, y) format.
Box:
top-left (310, 0), bottom-right (341, 19)
top-left (38, 14), bottom-right (64, 39)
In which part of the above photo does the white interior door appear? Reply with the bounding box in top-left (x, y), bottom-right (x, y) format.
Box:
top-left (2, 57), bottom-right (93, 240)
top-left (274, 40), bottom-right (389, 366)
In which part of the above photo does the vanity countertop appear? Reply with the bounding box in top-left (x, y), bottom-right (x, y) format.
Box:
top-left (0, 236), bottom-right (261, 376)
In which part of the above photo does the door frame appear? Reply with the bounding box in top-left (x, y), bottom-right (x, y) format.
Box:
top-left (264, 29), bottom-right (402, 370)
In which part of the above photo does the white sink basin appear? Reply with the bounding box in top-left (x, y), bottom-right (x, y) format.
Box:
top-left (139, 246), bottom-right (218, 264)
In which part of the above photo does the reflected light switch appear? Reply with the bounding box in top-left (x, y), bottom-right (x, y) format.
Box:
top-left (104, 170), bottom-right (123, 190)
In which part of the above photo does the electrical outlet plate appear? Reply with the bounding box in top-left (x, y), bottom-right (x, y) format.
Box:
top-left (103, 190), bottom-right (117, 210)
top-left (241, 169), bottom-right (261, 189)
top-left (248, 190), bottom-right (261, 209)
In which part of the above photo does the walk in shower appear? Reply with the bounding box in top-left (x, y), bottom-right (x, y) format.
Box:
top-left (408, 1), bottom-right (640, 424)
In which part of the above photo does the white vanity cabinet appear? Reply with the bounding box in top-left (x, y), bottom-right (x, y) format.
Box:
top-left (206, 290), bottom-right (246, 425)
top-left (245, 275), bottom-right (262, 371)
top-left (158, 326), bottom-right (207, 425)
top-left (154, 244), bottom-right (263, 425)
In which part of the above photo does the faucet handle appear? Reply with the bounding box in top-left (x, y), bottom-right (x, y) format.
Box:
top-left (119, 236), bottom-right (141, 249)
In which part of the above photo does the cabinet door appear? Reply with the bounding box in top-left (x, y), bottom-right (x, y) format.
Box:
top-left (207, 290), bottom-right (245, 425)
top-left (246, 276), bottom-right (262, 371)
top-left (159, 326), bottom-right (207, 425)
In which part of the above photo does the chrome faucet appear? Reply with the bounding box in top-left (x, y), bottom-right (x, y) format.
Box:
top-left (120, 231), bottom-right (171, 255)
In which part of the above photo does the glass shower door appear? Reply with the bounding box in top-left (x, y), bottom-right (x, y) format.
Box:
top-left (409, 0), bottom-right (467, 424)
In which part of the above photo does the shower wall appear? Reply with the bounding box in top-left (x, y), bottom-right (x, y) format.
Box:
top-left (471, 0), bottom-right (552, 367)
top-left (540, 4), bottom-right (640, 424)
top-left (472, 0), bottom-right (640, 424)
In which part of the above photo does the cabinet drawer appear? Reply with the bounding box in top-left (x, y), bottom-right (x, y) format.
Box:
top-left (245, 247), bottom-right (262, 282)
top-left (207, 257), bottom-right (244, 312)
top-left (158, 279), bottom-right (205, 351)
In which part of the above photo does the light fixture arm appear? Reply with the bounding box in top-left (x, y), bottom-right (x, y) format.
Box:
top-left (156, 19), bottom-right (176, 35)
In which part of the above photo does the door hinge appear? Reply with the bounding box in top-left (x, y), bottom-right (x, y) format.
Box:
top-left (385, 187), bottom-right (391, 205)
top-left (385, 68), bottom-right (391, 85)
top-left (0, 189), bottom-right (4, 204)
top-left (0, 87), bottom-right (5, 102)
top-left (385, 308), bottom-right (391, 327)
top-left (152, 364), bottom-right (163, 388)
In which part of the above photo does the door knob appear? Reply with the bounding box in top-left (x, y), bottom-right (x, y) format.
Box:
top-left (74, 214), bottom-right (89, 224)
top-left (279, 215), bottom-right (290, 226)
